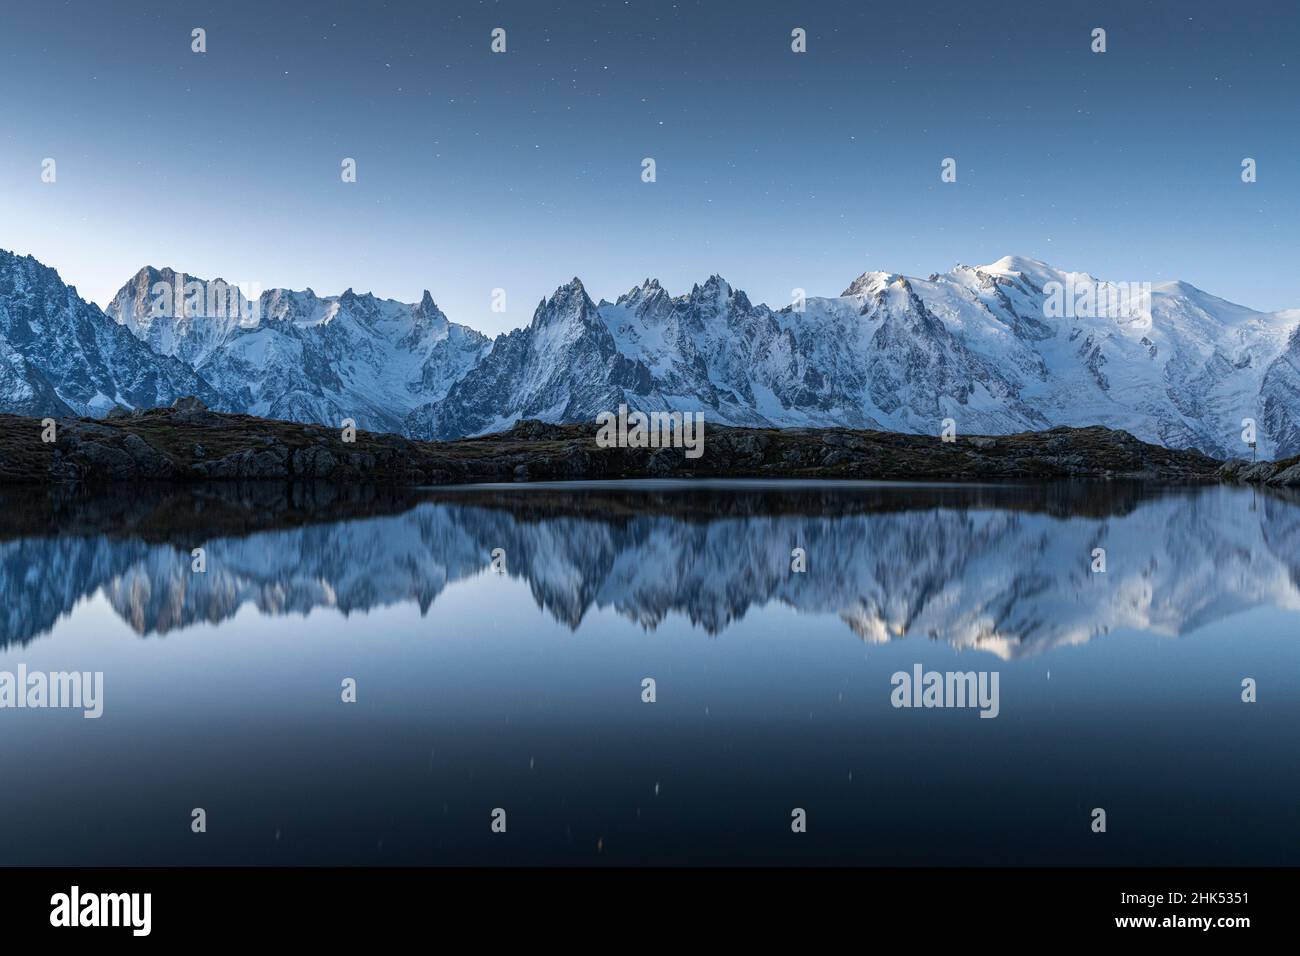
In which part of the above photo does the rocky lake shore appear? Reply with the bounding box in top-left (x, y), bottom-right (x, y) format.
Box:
top-left (0, 396), bottom-right (1262, 486)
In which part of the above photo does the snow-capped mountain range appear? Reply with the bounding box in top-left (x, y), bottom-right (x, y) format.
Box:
top-left (0, 250), bottom-right (223, 417)
top-left (106, 264), bottom-right (491, 436)
top-left (5, 246), bottom-right (1300, 457)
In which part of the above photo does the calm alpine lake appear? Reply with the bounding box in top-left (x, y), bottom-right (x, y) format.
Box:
top-left (1, 480), bottom-right (1297, 865)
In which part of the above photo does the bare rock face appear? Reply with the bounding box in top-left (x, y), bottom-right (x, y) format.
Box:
top-left (291, 446), bottom-right (338, 478)
top-left (119, 433), bottom-right (173, 477)
top-left (172, 395), bottom-right (208, 413)
top-left (1221, 455), bottom-right (1300, 486)
top-left (168, 394), bottom-right (222, 426)
top-left (192, 447), bottom-right (289, 480)
top-left (72, 439), bottom-right (139, 480)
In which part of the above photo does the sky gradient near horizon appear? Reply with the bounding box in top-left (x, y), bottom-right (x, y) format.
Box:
top-left (1, 0), bottom-right (1297, 334)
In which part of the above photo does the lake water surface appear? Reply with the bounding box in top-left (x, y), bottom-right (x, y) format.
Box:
top-left (2, 480), bottom-right (1297, 865)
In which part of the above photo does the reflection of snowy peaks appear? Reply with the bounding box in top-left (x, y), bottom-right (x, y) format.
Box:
top-left (4, 487), bottom-right (1299, 658)
top-left (5, 247), bottom-right (1300, 457)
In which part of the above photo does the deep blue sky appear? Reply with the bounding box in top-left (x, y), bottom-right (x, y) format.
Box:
top-left (1, 0), bottom-right (1296, 333)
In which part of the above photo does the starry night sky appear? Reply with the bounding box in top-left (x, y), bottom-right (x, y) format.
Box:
top-left (1, 0), bottom-right (1296, 333)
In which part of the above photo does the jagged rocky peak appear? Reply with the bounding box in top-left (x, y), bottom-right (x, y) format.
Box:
top-left (615, 277), bottom-right (667, 306)
top-left (841, 270), bottom-right (897, 298)
top-left (409, 289), bottom-right (449, 331)
top-left (0, 248), bottom-right (36, 269)
top-left (690, 273), bottom-right (731, 297)
top-left (0, 250), bottom-right (49, 300)
top-left (110, 264), bottom-right (253, 336)
top-left (338, 287), bottom-right (376, 309)
top-left (530, 277), bottom-right (597, 328)
top-left (118, 264), bottom-right (214, 299)
top-left (682, 273), bottom-right (753, 318)
top-left (255, 286), bottom-right (322, 324)
top-left (126, 264), bottom-right (173, 289)
top-left (546, 276), bottom-right (589, 304)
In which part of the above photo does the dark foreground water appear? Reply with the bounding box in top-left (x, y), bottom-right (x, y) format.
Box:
top-left (1, 480), bottom-right (1297, 866)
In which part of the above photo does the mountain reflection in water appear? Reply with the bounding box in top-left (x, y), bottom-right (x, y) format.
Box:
top-left (1, 479), bottom-right (1293, 655)
top-left (3, 480), bottom-right (1299, 866)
